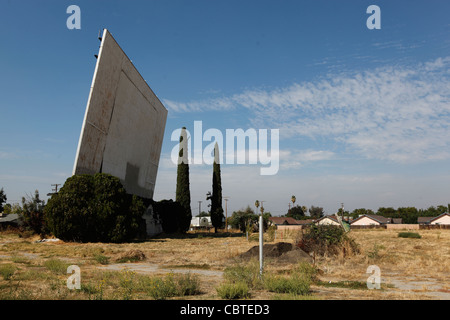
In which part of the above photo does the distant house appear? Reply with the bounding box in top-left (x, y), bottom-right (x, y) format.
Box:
top-left (418, 213), bottom-right (450, 225)
top-left (350, 214), bottom-right (392, 226)
top-left (269, 217), bottom-right (301, 226)
top-left (315, 215), bottom-right (341, 226)
top-left (0, 213), bottom-right (20, 228)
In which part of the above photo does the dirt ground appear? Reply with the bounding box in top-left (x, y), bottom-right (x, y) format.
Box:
top-left (0, 228), bottom-right (449, 300)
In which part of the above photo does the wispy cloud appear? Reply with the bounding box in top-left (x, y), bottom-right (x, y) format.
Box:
top-left (163, 57), bottom-right (450, 163)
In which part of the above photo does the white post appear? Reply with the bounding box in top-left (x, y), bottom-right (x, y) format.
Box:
top-left (259, 214), bottom-right (263, 276)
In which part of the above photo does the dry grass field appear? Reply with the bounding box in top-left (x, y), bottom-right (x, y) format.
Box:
top-left (0, 228), bottom-right (448, 300)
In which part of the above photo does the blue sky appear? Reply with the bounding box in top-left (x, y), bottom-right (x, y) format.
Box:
top-left (1, 1), bottom-right (449, 216)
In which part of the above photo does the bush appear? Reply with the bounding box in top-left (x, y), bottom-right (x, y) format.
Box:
top-left (264, 274), bottom-right (311, 296)
top-left (175, 273), bottom-right (201, 296)
top-left (216, 281), bottom-right (250, 300)
top-left (94, 254), bottom-right (110, 265)
top-left (223, 260), bottom-right (262, 289)
top-left (298, 225), bottom-right (359, 256)
top-left (398, 232), bottom-right (421, 239)
top-left (44, 173), bottom-right (146, 243)
top-left (144, 273), bottom-right (200, 300)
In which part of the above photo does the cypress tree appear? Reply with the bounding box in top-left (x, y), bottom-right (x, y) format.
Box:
top-left (210, 142), bottom-right (224, 232)
top-left (175, 127), bottom-right (192, 232)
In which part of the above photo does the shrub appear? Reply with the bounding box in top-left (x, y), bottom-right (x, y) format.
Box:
top-left (216, 281), bottom-right (250, 300)
top-left (398, 232), bottom-right (421, 239)
top-left (292, 262), bottom-right (319, 281)
top-left (175, 273), bottom-right (201, 296)
top-left (264, 274), bottom-right (311, 296)
top-left (144, 273), bottom-right (201, 300)
top-left (298, 225), bottom-right (359, 256)
top-left (223, 260), bottom-right (262, 289)
top-left (145, 274), bottom-right (177, 300)
top-left (94, 254), bottom-right (110, 265)
top-left (44, 173), bottom-right (146, 243)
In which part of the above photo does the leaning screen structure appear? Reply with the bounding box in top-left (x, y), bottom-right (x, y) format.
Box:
top-left (73, 29), bottom-right (167, 199)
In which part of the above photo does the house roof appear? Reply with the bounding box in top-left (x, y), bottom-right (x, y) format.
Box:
top-left (269, 217), bottom-right (303, 225)
top-left (417, 217), bottom-right (432, 224)
top-left (350, 214), bottom-right (391, 225)
top-left (297, 219), bottom-right (315, 225)
top-left (315, 215), bottom-right (340, 223)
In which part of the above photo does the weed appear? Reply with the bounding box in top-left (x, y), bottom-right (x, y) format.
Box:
top-left (0, 264), bottom-right (16, 280)
top-left (145, 273), bottom-right (177, 300)
top-left (264, 274), bottom-right (311, 296)
top-left (176, 273), bottom-right (201, 296)
top-left (43, 258), bottom-right (69, 275)
top-left (223, 260), bottom-right (262, 289)
top-left (216, 281), bottom-right (250, 299)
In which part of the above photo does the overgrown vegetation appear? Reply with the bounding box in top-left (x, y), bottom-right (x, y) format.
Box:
top-left (217, 260), bottom-right (316, 299)
top-left (398, 232), bottom-right (422, 239)
top-left (297, 225), bottom-right (359, 257)
top-left (143, 272), bottom-right (201, 300)
top-left (20, 190), bottom-right (46, 236)
top-left (216, 281), bottom-right (250, 299)
top-left (43, 258), bottom-right (69, 275)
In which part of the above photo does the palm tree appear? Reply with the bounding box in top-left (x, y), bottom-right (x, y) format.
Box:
top-left (291, 195), bottom-right (296, 206)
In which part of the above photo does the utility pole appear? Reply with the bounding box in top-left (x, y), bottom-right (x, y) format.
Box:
top-left (224, 197), bottom-right (230, 231)
top-left (47, 184), bottom-right (61, 197)
top-left (198, 201), bottom-right (202, 216)
top-left (259, 200), bottom-right (266, 277)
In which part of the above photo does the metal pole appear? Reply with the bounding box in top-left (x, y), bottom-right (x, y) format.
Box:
top-left (259, 214), bottom-right (263, 276)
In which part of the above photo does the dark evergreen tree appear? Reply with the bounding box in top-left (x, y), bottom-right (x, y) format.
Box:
top-left (175, 127), bottom-right (192, 232)
top-left (0, 188), bottom-right (6, 212)
top-left (210, 143), bottom-right (224, 232)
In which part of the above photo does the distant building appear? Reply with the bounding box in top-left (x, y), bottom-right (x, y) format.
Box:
top-left (417, 213), bottom-right (450, 225)
top-left (190, 216), bottom-right (212, 229)
top-left (315, 215), bottom-right (341, 226)
top-left (0, 214), bottom-right (20, 228)
top-left (350, 214), bottom-right (392, 226)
